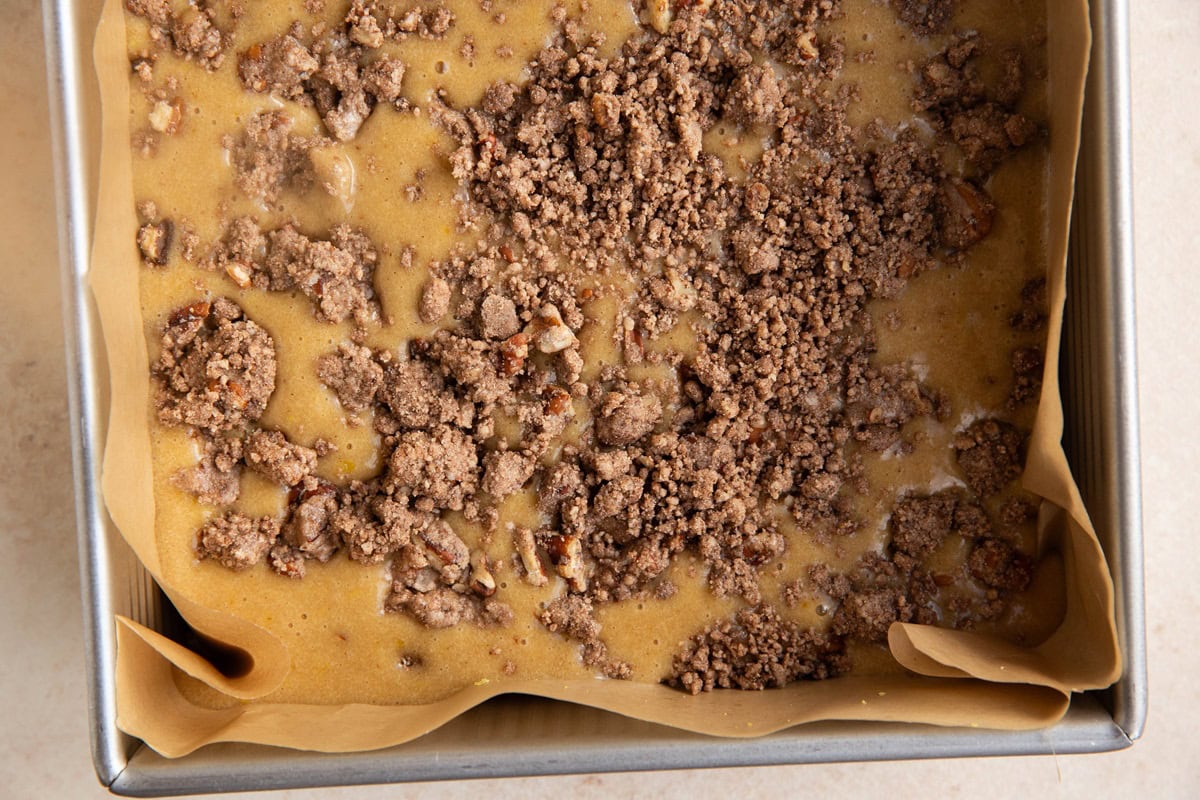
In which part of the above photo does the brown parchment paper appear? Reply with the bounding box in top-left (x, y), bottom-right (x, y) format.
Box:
top-left (90, 0), bottom-right (1120, 757)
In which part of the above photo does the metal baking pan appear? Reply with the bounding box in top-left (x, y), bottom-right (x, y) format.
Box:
top-left (45, 0), bottom-right (1145, 793)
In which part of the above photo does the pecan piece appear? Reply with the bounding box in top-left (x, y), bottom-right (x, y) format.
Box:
top-left (469, 551), bottom-right (497, 597)
top-left (940, 178), bottom-right (995, 250)
top-left (645, 0), bottom-right (672, 33)
top-left (527, 304), bottom-right (578, 354)
top-left (224, 261), bottom-right (252, 288)
top-left (418, 520), bottom-right (469, 582)
top-left (137, 220), bottom-right (174, 266)
top-left (148, 98), bottom-right (183, 134)
top-left (513, 527), bottom-right (548, 586)
top-left (545, 533), bottom-right (588, 592)
top-left (166, 299), bottom-right (210, 327)
top-left (499, 332), bottom-right (529, 376)
top-left (545, 386), bottom-right (573, 416)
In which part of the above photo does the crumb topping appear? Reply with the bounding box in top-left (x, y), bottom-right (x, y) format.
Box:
top-left (209, 218), bottom-right (380, 327)
top-left (154, 298), bottom-right (277, 434)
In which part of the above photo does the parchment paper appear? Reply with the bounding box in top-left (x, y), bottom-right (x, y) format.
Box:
top-left (91, 0), bottom-right (1121, 757)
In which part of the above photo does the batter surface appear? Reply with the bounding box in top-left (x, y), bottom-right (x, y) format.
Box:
top-left (124, 0), bottom-right (1059, 706)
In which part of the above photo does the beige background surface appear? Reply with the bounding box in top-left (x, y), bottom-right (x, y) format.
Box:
top-left (0, 0), bottom-right (1195, 797)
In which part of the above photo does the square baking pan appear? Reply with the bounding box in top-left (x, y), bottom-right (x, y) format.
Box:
top-left (45, 0), bottom-right (1146, 794)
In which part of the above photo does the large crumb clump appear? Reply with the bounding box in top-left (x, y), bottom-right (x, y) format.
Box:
top-left (154, 298), bottom-right (277, 434)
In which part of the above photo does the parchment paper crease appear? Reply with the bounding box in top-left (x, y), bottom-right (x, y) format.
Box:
top-left (90, 0), bottom-right (1120, 757)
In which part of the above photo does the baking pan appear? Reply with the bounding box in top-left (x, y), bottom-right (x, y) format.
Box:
top-left (44, 0), bottom-right (1145, 793)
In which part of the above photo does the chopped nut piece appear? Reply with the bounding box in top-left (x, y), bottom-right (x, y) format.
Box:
top-left (417, 520), bottom-right (470, 582)
top-left (545, 533), bottom-right (588, 592)
top-left (224, 261), bottom-right (252, 288)
top-left (167, 299), bottom-right (210, 327)
top-left (797, 31), bottom-right (820, 61)
top-left (137, 220), bottom-right (173, 266)
top-left (526, 304), bottom-right (578, 354)
top-left (470, 551), bottom-right (497, 597)
top-left (148, 98), bottom-right (183, 134)
top-left (283, 478), bottom-right (339, 561)
top-left (545, 386), bottom-right (573, 416)
top-left (498, 332), bottom-right (529, 376)
top-left (513, 527), bottom-right (548, 586)
top-left (645, 0), bottom-right (671, 34)
top-left (536, 323), bottom-right (577, 354)
top-left (940, 178), bottom-right (995, 250)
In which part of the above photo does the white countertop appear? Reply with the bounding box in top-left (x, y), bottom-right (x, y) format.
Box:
top-left (1, 0), bottom-right (1196, 796)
